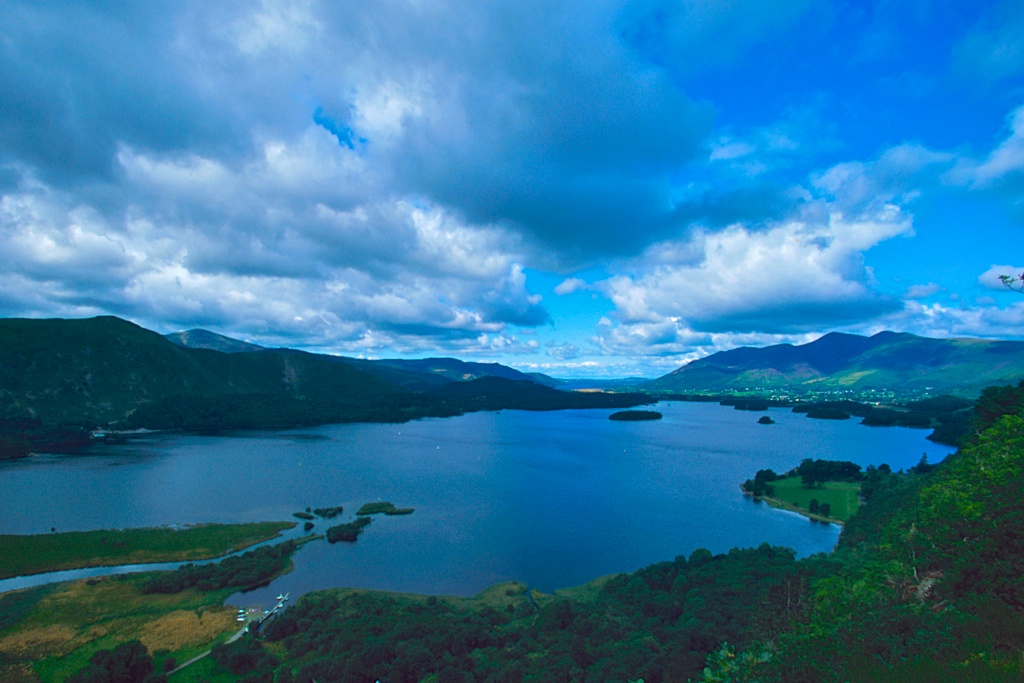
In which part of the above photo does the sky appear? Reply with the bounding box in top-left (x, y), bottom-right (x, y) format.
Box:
top-left (1, 0), bottom-right (1023, 378)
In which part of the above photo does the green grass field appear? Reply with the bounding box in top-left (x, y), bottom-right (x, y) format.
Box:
top-left (763, 476), bottom-right (861, 522)
top-left (0, 521), bottom-right (295, 579)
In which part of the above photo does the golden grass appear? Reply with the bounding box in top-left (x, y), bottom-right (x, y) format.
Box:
top-left (0, 624), bottom-right (78, 657)
top-left (0, 662), bottom-right (38, 683)
top-left (139, 609), bottom-right (235, 653)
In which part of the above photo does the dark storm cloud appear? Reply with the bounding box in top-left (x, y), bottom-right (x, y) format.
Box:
top-left (302, 0), bottom-right (716, 257)
top-left (0, 1), bottom-right (246, 184)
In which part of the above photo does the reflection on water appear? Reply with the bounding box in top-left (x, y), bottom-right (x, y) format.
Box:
top-left (0, 402), bottom-right (955, 605)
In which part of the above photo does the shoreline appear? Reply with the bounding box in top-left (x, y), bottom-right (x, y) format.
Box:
top-left (742, 488), bottom-right (845, 526)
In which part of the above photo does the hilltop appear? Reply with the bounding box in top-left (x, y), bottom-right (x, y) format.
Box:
top-left (647, 331), bottom-right (1024, 398)
top-left (164, 328), bottom-right (265, 353)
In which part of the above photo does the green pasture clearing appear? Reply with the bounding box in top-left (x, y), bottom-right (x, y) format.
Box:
top-left (0, 521), bottom-right (295, 579)
top-left (762, 476), bottom-right (860, 523)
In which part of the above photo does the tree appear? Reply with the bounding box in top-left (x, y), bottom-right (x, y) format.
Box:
top-left (819, 503), bottom-right (831, 517)
top-left (809, 499), bottom-right (820, 514)
top-left (999, 272), bottom-right (1024, 293)
top-left (67, 640), bottom-right (164, 683)
top-left (695, 642), bottom-right (771, 682)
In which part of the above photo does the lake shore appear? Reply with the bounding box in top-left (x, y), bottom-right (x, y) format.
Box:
top-left (744, 490), bottom-right (847, 526)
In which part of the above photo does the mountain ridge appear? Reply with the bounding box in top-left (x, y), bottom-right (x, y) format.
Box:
top-left (165, 328), bottom-right (265, 353)
top-left (648, 330), bottom-right (1024, 397)
top-left (164, 327), bottom-right (557, 390)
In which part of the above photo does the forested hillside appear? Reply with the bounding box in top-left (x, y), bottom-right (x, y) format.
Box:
top-left (199, 382), bottom-right (1024, 682)
top-left (0, 316), bottom-right (407, 426)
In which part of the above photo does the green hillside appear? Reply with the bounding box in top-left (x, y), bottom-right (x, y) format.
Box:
top-left (0, 316), bottom-right (410, 428)
top-left (648, 331), bottom-right (1024, 397)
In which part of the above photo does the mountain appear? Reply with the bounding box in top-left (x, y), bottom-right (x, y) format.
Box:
top-left (368, 357), bottom-right (558, 387)
top-left (648, 331), bottom-right (1024, 397)
top-left (0, 317), bottom-right (636, 447)
top-left (0, 316), bottom-right (416, 427)
top-left (164, 328), bottom-right (265, 353)
top-left (163, 328), bottom-right (557, 390)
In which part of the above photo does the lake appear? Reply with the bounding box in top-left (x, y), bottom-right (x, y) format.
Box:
top-left (0, 402), bottom-right (955, 605)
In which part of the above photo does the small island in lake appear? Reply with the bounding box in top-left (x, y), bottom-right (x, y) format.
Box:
top-left (357, 502), bottom-right (415, 516)
top-left (326, 517), bottom-right (372, 543)
top-left (757, 415), bottom-right (775, 424)
top-left (608, 410), bottom-right (662, 421)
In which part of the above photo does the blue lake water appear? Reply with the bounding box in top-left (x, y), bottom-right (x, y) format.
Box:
top-left (0, 402), bottom-right (955, 605)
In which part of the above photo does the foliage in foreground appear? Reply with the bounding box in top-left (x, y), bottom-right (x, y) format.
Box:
top-left (207, 544), bottom-right (823, 682)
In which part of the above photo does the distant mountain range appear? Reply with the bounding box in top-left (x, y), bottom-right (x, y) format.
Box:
top-left (0, 317), bottom-right (639, 453)
top-left (647, 331), bottom-right (1024, 397)
top-left (165, 328), bottom-right (558, 391)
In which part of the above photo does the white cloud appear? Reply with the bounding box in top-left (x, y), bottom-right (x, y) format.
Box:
top-left (709, 139), bottom-right (756, 162)
top-left (603, 204), bottom-right (909, 332)
top-left (905, 282), bottom-right (942, 299)
top-left (546, 343), bottom-right (583, 360)
top-left (554, 277), bottom-right (588, 296)
top-left (0, 171), bottom-right (547, 352)
top-left (946, 105), bottom-right (1024, 188)
top-left (591, 148), bottom-right (938, 356)
top-left (883, 300), bottom-right (1024, 339)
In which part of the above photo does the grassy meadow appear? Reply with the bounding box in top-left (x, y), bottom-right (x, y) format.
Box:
top-left (0, 522), bottom-right (295, 580)
top-left (762, 476), bottom-right (861, 523)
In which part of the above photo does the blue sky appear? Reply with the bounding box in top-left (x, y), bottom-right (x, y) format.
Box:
top-left (1, 0), bottom-right (1023, 377)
